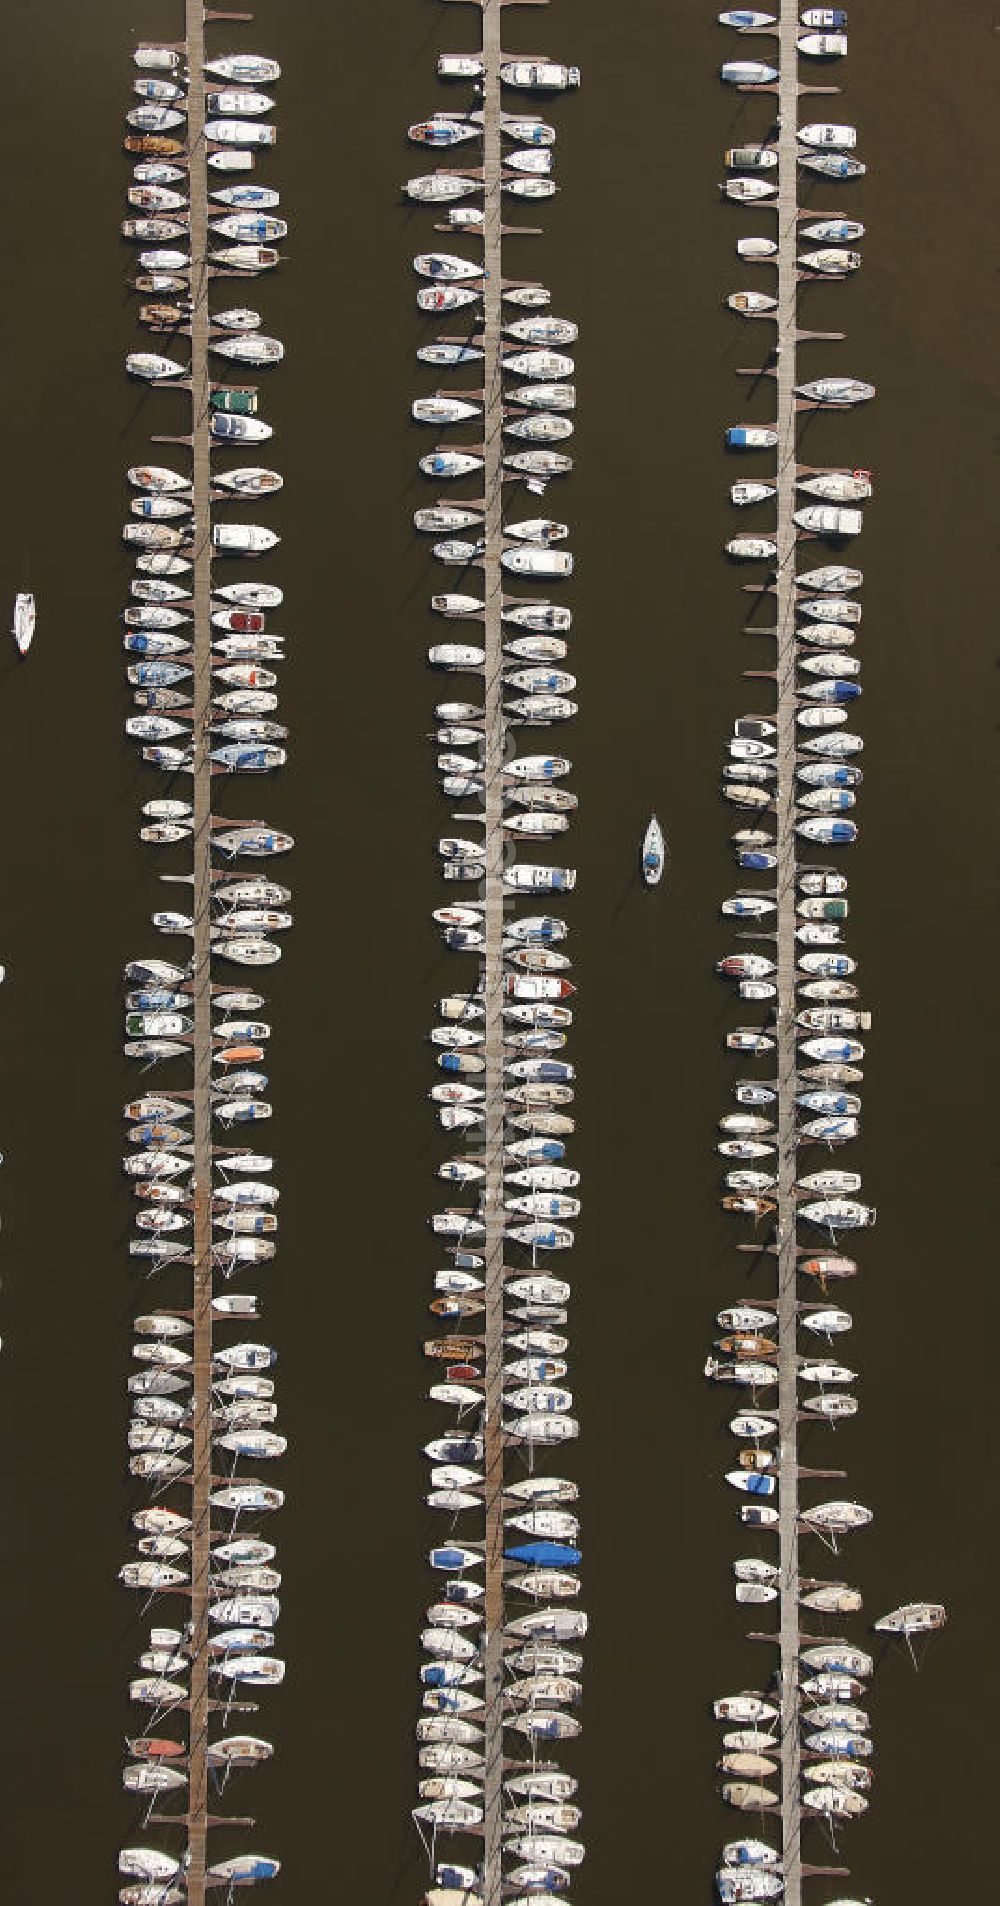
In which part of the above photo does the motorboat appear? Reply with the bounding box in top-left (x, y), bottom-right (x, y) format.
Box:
top-left (799, 31), bottom-right (849, 55)
top-left (798, 121), bottom-right (857, 149)
top-left (721, 60), bottom-right (778, 82)
top-left (205, 118), bottom-right (276, 147)
top-left (719, 9), bottom-right (777, 23)
top-left (726, 425), bottom-right (778, 448)
top-left (725, 145), bottom-right (778, 171)
top-left (212, 523), bottom-right (278, 553)
top-left (205, 86), bottom-right (275, 117)
top-left (795, 505), bottom-right (863, 535)
top-left (206, 149), bottom-right (257, 173)
top-left (500, 62), bottom-right (581, 90)
top-left (501, 548), bottom-right (573, 578)
top-left (209, 415), bottom-right (274, 450)
top-left (727, 535), bottom-right (777, 560)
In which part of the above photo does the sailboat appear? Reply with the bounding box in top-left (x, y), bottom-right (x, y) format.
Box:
top-left (873, 1602), bottom-right (946, 1635)
top-left (642, 814), bottom-right (666, 885)
top-left (12, 591), bottom-right (35, 655)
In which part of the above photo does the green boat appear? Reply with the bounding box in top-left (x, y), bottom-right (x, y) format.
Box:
top-left (210, 389), bottom-right (257, 415)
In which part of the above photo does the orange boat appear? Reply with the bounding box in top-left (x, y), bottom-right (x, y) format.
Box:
top-left (721, 1194), bottom-right (777, 1219)
top-left (124, 134), bottom-right (185, 157)
top-left (717, 1333), bottom-right (779, 1359)
top-left (128, 1736), bottom-right (186, 1761)
top-left (140, 302), bottom-right (189, 329)
top-left (214, 1043), bottom-right (266, 1067)
top-left (429, 1296), bottom-right (485, 1320)
top-left (799, 1253), bottom-right (857, 1281)
top-left (424, 1334), bottom-right (483, 1362)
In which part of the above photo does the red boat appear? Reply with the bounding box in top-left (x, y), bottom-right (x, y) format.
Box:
top-left (445, 1363), bottom-right (482, 1383)
top-left (128, 1736), bottom-right (186, 1760)
top-left (799, 1253), bottom-right (857, 1281)
top-left (215, 609), bottom-right (265, 633)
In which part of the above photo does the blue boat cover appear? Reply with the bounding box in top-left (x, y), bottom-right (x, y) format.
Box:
top-left (504, 1540), bottom-right (582, 1567)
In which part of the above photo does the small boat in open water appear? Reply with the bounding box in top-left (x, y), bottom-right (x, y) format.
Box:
top-left (641, 814), bottom-right (665, 885)
top-left (13, 591), bottom-right (34, 655)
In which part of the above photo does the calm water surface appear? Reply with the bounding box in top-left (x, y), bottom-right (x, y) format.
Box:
top-left (0, 0), bottom-right (994, 1899)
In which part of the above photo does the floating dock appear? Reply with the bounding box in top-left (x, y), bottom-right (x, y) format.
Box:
top-left (183, 2), bottom-right (214, 1897)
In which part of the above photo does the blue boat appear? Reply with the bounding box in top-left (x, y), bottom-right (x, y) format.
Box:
top-left (513, 1225), bottom-right (563, 1251)
top-left (430, 1546), bottom-right (483, 1572)
top-left (207, 1856), bottom-right (280, 1885)
top-left (504, 1541), bottom-right (582, 1568)
top-left (744, 1472), bottom-right (775, 1497)
top-left (738, 850), bottom-right (778, 870)
top-left (131, 661), bottom-right (190, 685)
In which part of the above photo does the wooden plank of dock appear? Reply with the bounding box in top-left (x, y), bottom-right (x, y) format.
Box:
top-left (478, 8), bottom-right (506, 1906)
top-left (183, 2), bottom-right (213, 1900)
top-left (774, 0), bottom-right (802, 1899)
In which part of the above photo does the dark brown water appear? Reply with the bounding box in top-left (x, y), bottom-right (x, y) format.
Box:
top-left (0, 0), bottom-right (994, 1899)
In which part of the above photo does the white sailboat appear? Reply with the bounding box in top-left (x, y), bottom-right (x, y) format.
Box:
top-left (12, 591), bottom-right (35, 655)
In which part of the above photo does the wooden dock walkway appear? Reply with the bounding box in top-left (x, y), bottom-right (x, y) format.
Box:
top-left (182, 3), bottom-right (213, 1900)
top-left (774, 0), bottom-right (803, 1898)
top-left (478, 7), bottom-right (506, 1905)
